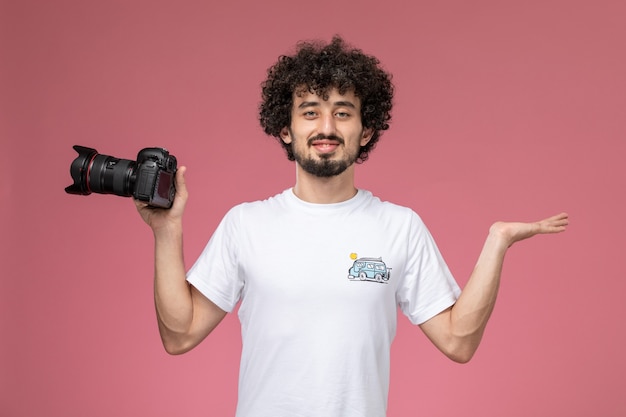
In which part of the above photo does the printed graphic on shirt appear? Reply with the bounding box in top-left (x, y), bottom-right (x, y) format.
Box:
top-left (347, 253), bottom-right (391, 284)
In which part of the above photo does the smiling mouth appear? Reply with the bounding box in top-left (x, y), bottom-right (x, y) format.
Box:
top-left (312, 140), bottom-right (340, 153)
top-left (308, 135), bottom-right (343, 154)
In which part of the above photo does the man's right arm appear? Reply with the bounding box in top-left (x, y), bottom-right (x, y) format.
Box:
top-left (135, 167), bottom-right (227, 354)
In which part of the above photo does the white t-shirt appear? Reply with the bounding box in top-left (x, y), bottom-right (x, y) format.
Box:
top-left (187, 189), bottom-right (461, 417)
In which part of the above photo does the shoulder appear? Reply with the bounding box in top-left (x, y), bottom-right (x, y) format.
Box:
top-left (222, 189), bottom-right (291, 222)
top-left (360, 190), bottom-right (424, 224)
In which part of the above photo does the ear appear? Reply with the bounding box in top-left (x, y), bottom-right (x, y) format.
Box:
top-left (280, 127), bottom-right (292, 144)
top-left (360, 128), bottom-right (374, 146)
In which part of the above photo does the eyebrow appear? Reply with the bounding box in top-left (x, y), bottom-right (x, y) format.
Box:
top-left (297, 100), bottom-right (357, 109)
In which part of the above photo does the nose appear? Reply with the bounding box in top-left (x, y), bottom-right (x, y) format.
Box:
top-left (319, 113), bottom-right (337, 136)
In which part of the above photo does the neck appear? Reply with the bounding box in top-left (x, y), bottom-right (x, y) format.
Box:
top-left (292, 163), bottom-right (357, 204)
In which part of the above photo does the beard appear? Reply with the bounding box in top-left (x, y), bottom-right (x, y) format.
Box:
top-left (295, 154), bottom-right (352, 177)
top-left (290, 131), bottom-right (360, 178)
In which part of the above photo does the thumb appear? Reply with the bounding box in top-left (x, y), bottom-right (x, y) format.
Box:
top-left (175, 166), bottom-right (188, 196)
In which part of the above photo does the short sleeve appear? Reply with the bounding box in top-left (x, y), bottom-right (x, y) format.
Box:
top-left (396, 212), bottom-right (461, 325)
top-left (186, 206), bottom-right (244, 313)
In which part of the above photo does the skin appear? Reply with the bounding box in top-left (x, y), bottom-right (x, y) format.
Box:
top-left (279, 89), bottom-right (373, 203)
top-left (135, 171), bottom-right (226, 354)
top-left (135, 88), bottom-right (569, 360)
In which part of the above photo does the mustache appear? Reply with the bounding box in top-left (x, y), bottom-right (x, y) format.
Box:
top-left (307, 134), bottom-right (344, 146)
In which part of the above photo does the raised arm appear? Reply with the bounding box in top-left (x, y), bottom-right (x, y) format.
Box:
top-left (135, 167), bottom-right (227, 354)
top-left (419, 213), bottom-right (569, 363)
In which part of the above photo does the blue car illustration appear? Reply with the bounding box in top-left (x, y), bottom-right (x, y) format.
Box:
top-left (348, 257), bottom-right (390, 283)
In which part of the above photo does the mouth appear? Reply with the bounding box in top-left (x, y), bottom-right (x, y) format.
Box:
top-left (309, 136), bottom-right (343, 154)
top-left (312, 140), bottom-right (340, 153)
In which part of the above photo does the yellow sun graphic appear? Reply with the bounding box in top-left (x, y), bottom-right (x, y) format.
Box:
top-left (350, 253), bottom-right (358, 260)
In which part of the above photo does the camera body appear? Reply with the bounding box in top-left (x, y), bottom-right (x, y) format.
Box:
top-left (133, 148), bottom-right (178, 208)
top-left (65, 145), bottom-right (177, 208)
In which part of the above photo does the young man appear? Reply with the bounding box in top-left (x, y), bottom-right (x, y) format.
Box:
top-left (135, 36), bottom-right (568, 416)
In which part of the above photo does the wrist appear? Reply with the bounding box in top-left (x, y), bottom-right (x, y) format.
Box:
top-left (487, 222), bottom-right (516, 250)
top-left (152, 220), bottom-right (183, 240)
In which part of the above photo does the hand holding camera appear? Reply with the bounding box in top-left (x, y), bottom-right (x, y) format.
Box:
top-left (134, 166), bottom-right (188, 233)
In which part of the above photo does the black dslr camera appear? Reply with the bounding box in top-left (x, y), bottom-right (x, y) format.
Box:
top-left (65, 145), bottom-right (177, 208)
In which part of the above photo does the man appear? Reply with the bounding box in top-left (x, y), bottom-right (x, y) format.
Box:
top-left (135, 36), bottom-right (568, 416)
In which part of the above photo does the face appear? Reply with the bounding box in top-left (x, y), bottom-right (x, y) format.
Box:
top-left (280, 88), bottom-right (373, 178)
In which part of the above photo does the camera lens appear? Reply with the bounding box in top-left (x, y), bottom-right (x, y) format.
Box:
top-left (88, 154), bottom-right (136, 196)
top-left (65, 145), bottom-right (136, 197)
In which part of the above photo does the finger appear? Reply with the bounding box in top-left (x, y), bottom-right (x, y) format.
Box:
top-left (168, 166), bottom-right (188, 213)
top-left (549, 212), bottom-right (569, 226)
top-left (175, 166), bottom-right (188, 196)
top-left (133, 198), bottom-right (149, 210)
top-left (540, 213), bottom-right (568, 225)
top-left (539, 213), bottom-right (569, 233)
top-left (551, 212), bottom-right (569, 221)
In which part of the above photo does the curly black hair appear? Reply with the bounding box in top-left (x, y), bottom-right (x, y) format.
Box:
top-left (259, 36), bottom-right (394, 163)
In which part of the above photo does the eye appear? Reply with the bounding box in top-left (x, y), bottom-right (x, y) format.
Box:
top-left (335, 111), bottom-right (351, 119)
top-left (302, 110), bottom-right (318, 119)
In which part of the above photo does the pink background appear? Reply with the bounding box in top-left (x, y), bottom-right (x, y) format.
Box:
top-left (2, 0), bottom-right (625, 416)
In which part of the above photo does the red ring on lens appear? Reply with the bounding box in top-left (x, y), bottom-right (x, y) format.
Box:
top-left (85, 153), bottom-right (97, 194)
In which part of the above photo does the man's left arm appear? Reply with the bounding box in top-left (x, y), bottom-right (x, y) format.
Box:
top-left (419, 212), bottom-right (569, 363)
